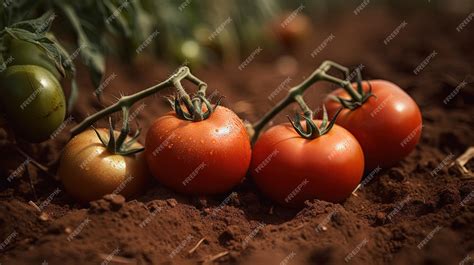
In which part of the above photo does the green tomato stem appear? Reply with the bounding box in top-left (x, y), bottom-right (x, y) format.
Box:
top-left (294, 94), bottom-right (312, 118)
top-left (70, 66), bottom-right (197, 135)
top-left (251, 60), bottom-right (360, 143)
top-left (318, 72), bottom-right (362, 101)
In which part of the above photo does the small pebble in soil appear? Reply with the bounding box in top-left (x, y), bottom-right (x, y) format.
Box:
top-left (224, 216), bottom-right (234, 225)
top-left (152, 200), bottom-right (168, 208)
top-left (38, 212), bottom-right (49, 221)
top-left (376, 212), bottom-right (386, 225)
top-left (166, 199), bottom-right (178, 207)
top-left (89, 199), bottom-right (109, 213)
top-left (192, 197), bottom-right (207, 208)
top-left (103, 194), bottom-right (125, 211)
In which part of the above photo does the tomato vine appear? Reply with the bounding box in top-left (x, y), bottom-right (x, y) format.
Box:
top-left (250, 60), bottom-right (369, 143)
top-left (71, 60), bottom-right (372, 144)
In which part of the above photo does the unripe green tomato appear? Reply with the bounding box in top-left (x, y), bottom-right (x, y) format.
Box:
top-left (0, 65), bottom-right (66, 142)
top-left (6, 38), bottom-right (62, 79)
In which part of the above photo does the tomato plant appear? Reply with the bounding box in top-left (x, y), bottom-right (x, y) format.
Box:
top-left (324, 79), bottom-right (422, 170)
top-left (58, 123), bottom-right (150, 202)
top-left (0, 65), bottom-right (66, 142)
top-left (145, 106), bottom-right (251, 195)
top-left (248, 62), bottom-right (368, 207)
top-left (249, 60), bottom-right (421, 206)
top-left (251, 109), bottom-right (364, 207)
top-left (0, 13), bottom-right (80, 142)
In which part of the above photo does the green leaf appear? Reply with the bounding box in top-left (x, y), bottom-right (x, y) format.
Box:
top-left (0, 0), bottom-right (38, 28)
top-left (9, 11), bottom-right (55, 35)
top-left (5, 28), bottom-right (64, 76)
top-left (60, 4), bottom-right (105, 89)
top-left (47, 33), bottom-right (77, 76)
top-left (102, 0), bottom-right (132, 37)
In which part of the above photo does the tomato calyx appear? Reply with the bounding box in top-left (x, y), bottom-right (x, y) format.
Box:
top-left (329, 69), bottom-right (376, 110)
top-left (287, 105), bottom-right (342, 139)
top-left (170, 93), bottom-right (223, 122)
top-left (92, 107), bottom-right (144, 156)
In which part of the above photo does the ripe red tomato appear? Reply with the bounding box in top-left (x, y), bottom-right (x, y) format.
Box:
top-left (145, 106), bottom-right (251, 195)
top-left (324, 80), bottom-right (422, 170)
top-left (251, 122), bottom-right (364, 207)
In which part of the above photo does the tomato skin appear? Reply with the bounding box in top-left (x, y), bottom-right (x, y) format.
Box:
top-left (251, 122), bottom-right (364, 207)
top-left (324, 80), bottom-right (422, 170)
top-left (0, 65), bottom-right (66, 142)
top-left (6, 38), bottom-right (62, 79)
top-left (58, 129), bottom-right (150, 202)
top-left (145, 106), bottom-right (251, 195)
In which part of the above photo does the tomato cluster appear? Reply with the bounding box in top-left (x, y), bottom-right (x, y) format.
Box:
top-left (56, 65), bottom-right (421, 207)
top-left (252, 80), bottom-right (422, 207)
top-left (0, 38), bottom-right (66, 142)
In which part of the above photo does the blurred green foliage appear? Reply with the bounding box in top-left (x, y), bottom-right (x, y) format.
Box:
top-left (2, 0), bottom-right (472, 70)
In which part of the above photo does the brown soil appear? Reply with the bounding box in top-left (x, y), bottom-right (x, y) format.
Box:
top-left (1, 7), bottom-right (474, 265)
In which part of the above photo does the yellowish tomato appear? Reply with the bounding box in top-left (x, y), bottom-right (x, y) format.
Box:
top-left (58, 129), bottom-right (150, 202)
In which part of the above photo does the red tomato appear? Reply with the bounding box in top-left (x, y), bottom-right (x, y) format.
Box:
top-left (145, 106), bottom-right (251, 195)
top-left (251, 122), bottom-right (364, 207)
top-left (325, 80), bottom-right (422, 170)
